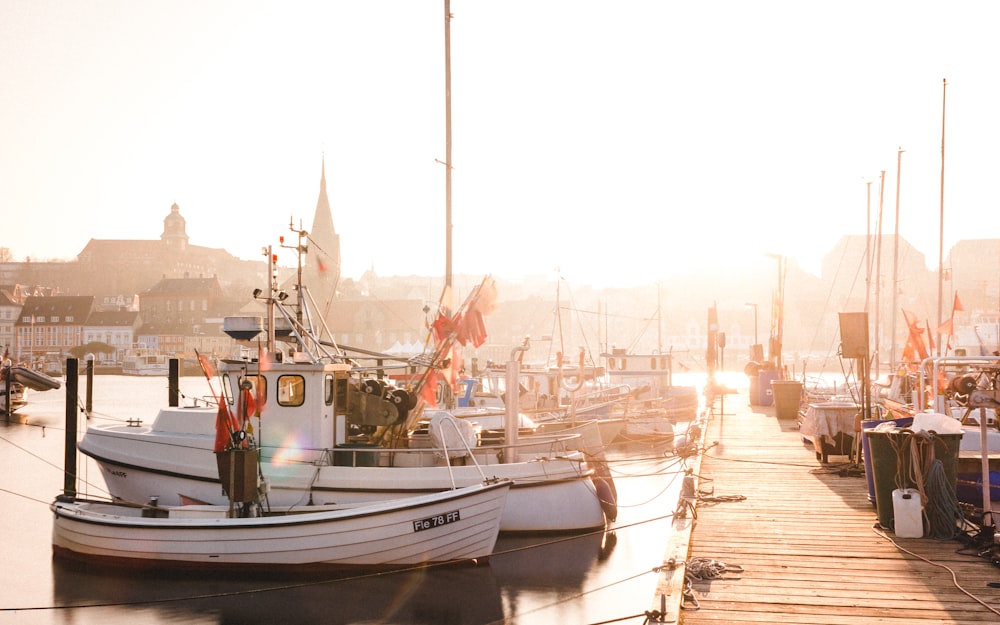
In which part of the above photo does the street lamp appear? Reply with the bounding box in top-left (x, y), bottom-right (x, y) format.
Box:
top-left (744, 302), bottom-right (758, 346)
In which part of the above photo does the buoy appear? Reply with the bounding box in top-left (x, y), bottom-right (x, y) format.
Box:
top-left (892, 488), bottom-right (923, 538)
top-left (593, 475), bottom-right (617, 522)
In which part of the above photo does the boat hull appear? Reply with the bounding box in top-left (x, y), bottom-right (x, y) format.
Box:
top-left (51, 481), bottom-right (510, 570)
top-left (79, 421), bottom-right (607, 533)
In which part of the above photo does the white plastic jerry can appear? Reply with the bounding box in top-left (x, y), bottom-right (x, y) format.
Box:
top-left (892, 488), bottom-right (923, 538)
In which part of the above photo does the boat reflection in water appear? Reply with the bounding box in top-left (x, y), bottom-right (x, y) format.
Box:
top-left (491, 530), bottom-right (615, 589)
top-left (51, 559), bottom-right (504, 625)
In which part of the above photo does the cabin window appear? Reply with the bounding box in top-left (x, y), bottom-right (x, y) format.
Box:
top-left (334, 374), bottom-right (349, 415)
top-left (325, 374), bottom-right (334, 406)
top-left (221, 373), bottom-right (234, 406)
top-left (650, 357), bottom-right (657, 370)
top-left (277, 375), bottom-right (305, 407)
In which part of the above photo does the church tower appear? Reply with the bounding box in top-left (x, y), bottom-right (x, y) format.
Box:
top-left (161, 202), bottom-right (189, 253)
top-left (305, 156), bottom-right (341, 312)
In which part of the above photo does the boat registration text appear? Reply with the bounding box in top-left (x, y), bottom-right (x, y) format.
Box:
top-left (413, 510), bottom-right (460, 532)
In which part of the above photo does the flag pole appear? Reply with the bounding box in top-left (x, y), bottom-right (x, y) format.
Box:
top-left (936, 78), bottom-right (947, 355)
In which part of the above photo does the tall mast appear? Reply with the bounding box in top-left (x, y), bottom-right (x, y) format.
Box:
top-left (873, 170), bottom-right (885, 378)
top-left (937, 78), bottom-right (947, 355)
top-left (443, 0), bottom-right (453, 289)
top-left (890, 148), bottom-right (903, 367)
top-left (864, 180), bottom-right (872, 317)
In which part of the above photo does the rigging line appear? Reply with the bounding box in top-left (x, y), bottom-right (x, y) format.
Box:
top-left (562, 283), bottom-right (601, 366)
top-left (872, 525), bottom-right (1000, 617)
top-left (0, 434), bottom-right (112, 499)
top-left (703, 454), bottom-right (824, 469)
top-left (615, 474), bottom-right (683, 509)
top-left (481, 565), bottom-right (661, 625)
top-left (0, 487), bottom-right (50, 506)
top-left (2, 555), bottom-right (481, 613)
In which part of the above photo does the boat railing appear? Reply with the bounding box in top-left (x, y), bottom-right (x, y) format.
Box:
top-left (318, 430), bottom-right (584, 470)
top-left (917, 355), bottom-right (1000, 413)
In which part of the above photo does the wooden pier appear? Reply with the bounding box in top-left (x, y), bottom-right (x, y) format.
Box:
top-left (653, 389), bottom-right (1000, 624)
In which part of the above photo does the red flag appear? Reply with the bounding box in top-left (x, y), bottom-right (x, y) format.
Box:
top-left (900, 310), bottom-right (929, 364)
top-left (214, 403), bottom-right (237, 452)
top-left (935, 317), bottom-right (955, 337)
top-left (419, 370), bottom-right (442, 408)
top-left (457, 309), bottom-right (488, 347)
top-left (432, 311), bottom-right (459, 342)
top-left (953, 292), bottom-right (964, 312)
top-left (197, 352), bottom-right (216, 379)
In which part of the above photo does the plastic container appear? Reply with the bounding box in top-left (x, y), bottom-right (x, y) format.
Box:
top-left (866, 429), bottom-right (961, 530)
top-left (757, 370), bottom-right (780, 406)
top-left (861, 417), bottom-right (913, 505)
top-left (892, 488), bottom-right (923, 538)
top-left (771, 380), bottom-right (803, 419)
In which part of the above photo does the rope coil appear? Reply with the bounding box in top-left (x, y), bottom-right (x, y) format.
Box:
top-left (889, 429), bottom-right (962, 539)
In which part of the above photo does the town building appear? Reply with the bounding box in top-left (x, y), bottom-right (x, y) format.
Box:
top-left (15, 295), bottom-right (96, 372)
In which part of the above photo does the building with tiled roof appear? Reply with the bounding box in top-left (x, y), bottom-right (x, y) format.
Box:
top-left (15, 295), bottom-right (96, 370)
top-left (82, 309), bottom-right (142, 365)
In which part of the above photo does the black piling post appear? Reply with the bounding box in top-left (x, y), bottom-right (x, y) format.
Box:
top-left (169, 358), bottom-right (179, 407)
top-left (3, 365), bottom-right (10, 421)
top-left (85, 357), bottom-right (94, 416)
top-left (64, 358), bottom-right (78, 498)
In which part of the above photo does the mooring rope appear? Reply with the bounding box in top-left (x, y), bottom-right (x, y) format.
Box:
top-left (889, 429), bottom-right (962, 539)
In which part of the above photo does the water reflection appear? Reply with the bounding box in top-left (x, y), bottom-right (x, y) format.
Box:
top-left (51, 561), bottom-right (504, 625)
top-left (490, 530), bottom-right (614, 590)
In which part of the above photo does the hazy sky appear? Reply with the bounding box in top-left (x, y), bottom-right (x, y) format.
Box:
top-left (2, 1), bottom-right (998, 288)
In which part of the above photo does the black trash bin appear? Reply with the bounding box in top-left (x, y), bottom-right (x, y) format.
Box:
top-left (866, 429), bottom-right (961, 531)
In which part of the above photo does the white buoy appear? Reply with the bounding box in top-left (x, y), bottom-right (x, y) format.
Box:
top-left (892, 488), bottom-right (923, 538)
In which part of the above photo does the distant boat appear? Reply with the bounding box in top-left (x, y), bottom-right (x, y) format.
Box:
top-left (120, 345), bottom-right (170, 376)
top-left (1, 364), bottom-right (61, 414)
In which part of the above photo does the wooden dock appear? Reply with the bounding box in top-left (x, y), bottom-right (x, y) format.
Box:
top-left (652, 388), bottom-right (1000, 624)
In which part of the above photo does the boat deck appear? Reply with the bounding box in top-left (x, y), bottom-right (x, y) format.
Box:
top-left (654, 388), bottom-right (1000, 624)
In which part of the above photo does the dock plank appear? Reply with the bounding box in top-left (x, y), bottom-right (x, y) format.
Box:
top-left (653, 389), bottom-right (1000, 624)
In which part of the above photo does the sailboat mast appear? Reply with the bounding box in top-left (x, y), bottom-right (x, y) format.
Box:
top-left (937, 78), bottom-right (947, 355)
top-left (656, 284), bottom-right (663, 354)
top-left (864, 180), bottom-right (872, 317)
top-left (443, 0), bottom-right (454, 289)
top-left (873, 170), bottom-right (885, 378)
top-left (890, 148), bottom-right (903, 367)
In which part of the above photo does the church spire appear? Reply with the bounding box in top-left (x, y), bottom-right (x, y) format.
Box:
top-left (306, 154), bottom-right (341, 308)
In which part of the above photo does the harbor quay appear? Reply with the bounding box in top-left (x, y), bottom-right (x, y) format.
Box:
top-left (650, 387), bottom-right (1000, 624)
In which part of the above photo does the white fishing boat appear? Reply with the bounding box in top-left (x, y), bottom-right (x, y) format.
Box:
top-left (121, 345), bottom-right (170, 376)
top-left (55, 379), bottom-right (510, 572)
top-left (78, 233), bottom-right (608, 534)
top-left (51, 479), bottom-right (510, 571)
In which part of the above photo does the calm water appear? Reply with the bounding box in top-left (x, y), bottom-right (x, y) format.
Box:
top-left (0, 374), bottom-right (700, 625)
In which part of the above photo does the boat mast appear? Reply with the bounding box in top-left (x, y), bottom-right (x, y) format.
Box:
top-left (656, 283), bottom-right (663, 355)
top-left (936, 78), bottom-right (947, 355)
top-left (864, 180), bottom-right (872, 317)
top-left (873, 170), bottom-right (885, 378)
top-left (443, 0), bottom-right (453, 290)
top-left (266, 245), bottom-right (276, 353)
top-left (890, 148), bottom-right (903, 367)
